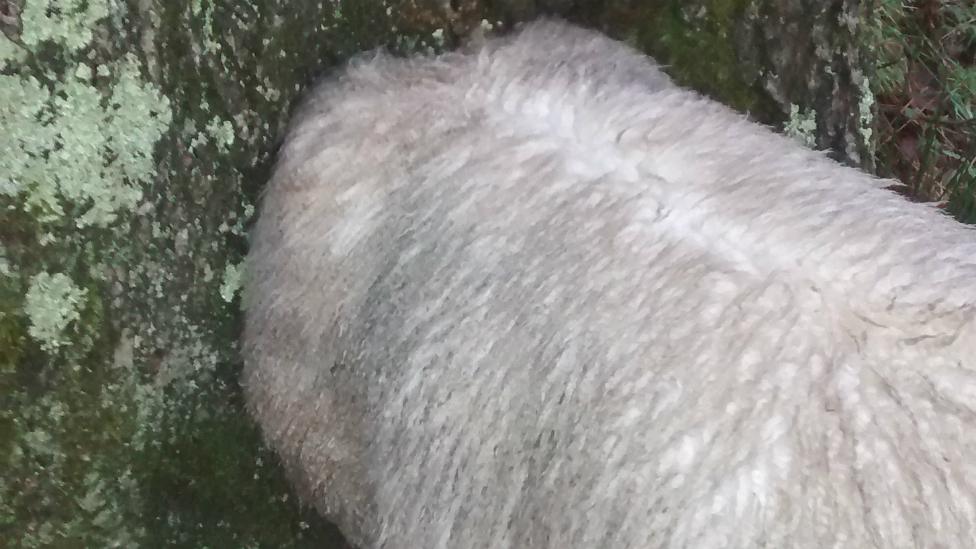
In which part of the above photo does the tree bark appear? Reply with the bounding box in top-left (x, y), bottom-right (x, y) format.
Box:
top-left (1, 0), bottom-right (873, 546)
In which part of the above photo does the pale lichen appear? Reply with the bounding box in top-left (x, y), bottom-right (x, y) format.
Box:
top-left (0, 74), bottom-right (50, 198)
top-left (20, 0), bottom-right (110, 52)
top-left (208, 117), bottom-right (237, 151)
top-left (190, 0), bottom-right (221, 57)
top-left (23, 272), bottom-right (88, 352)
top-left (784, 103), bottom-right (818, 149)
top-left (190, 116), bottom-right (237, 152)
top-left (431, 27), bottom-right (445, 47)
top-left (857, 74), bottom-right (875, 144)
top-left (3, 2), bottom-right (173, 228)
top-left (0, 32), bottom-right (27, 67)
top-left (220, 262), bottom-right (243, 303)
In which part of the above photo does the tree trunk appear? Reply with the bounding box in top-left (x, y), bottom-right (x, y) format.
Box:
top-left (0, 0), bottom-right (873, 546)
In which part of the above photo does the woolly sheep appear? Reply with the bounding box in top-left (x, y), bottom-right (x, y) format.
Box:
top-left (243, 19), bottom-right (976, 549)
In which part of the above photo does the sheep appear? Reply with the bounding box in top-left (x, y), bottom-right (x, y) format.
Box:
top-left (242, 18), bottom-right (976, 549)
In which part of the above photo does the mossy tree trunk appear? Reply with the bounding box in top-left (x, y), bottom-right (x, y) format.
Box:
top-left (1, 0), bottom-right (874, 547)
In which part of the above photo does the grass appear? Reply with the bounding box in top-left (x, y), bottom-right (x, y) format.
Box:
top-left (868, 0), bottom-right (976, 223)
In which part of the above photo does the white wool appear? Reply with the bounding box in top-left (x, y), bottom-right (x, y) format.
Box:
top-left (243, 18), bottom-right (976, 549)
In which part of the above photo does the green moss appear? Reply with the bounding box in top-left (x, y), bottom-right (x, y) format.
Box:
top-left (135, 375), bottom-right (349, 547)
top-left (625, 0), bottom-right (761, 112)
top-left (0, 245), bottom-right (12, 279)
top-left (0, 266), bottom-right (26, 377)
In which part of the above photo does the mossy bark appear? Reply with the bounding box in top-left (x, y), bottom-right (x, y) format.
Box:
top-left (1, 1), bottom-right (874, 547)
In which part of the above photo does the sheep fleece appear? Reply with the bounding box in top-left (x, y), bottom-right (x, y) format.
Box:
top-left (243, 19), bottom-right (976, 549)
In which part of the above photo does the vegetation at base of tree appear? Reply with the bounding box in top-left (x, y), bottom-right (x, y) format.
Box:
top-left (869, 0), bottom-right (976, 223)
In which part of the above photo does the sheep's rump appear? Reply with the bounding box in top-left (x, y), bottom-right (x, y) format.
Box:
top-left (243, 19), bottom-right (976, 549)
